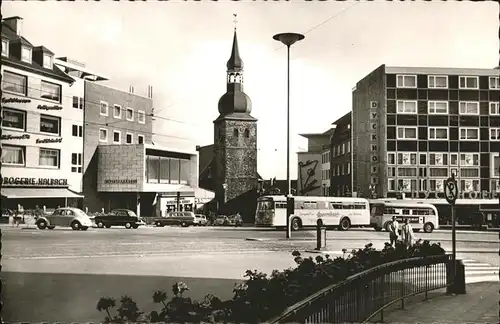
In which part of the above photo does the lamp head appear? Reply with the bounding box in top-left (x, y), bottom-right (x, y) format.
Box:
top-left (273, 33), bottom-right (305, 47)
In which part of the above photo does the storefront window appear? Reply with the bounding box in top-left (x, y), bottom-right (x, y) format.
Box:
top-left (147, 155), bottom-right (159, 183)
top-left (160, 157), bottom-right (170, 184)
top-left (179, 159), bottom-right (190, 184)
top-left (170, 158), bottom-right (180, 184)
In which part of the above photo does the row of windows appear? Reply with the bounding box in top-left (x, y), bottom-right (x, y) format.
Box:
top-left (387, 166), bottom-right (480, 178)
top-left (395, 100), bottom-right (497, 115)
top-left (394, 126), bottom-right (500, 141)
top-left (3, 107), bottom-right (63, 136)
top-left (98, 128), bottom-right (144, 145)
top-left (99, 101), bottom-right (146, 124)
top-left (145, 155), bottom-right (191, 185)
top-left (332, 162), bottom-right (351, 177)
top-left (322, 150), bottom-right (330, 164)
top-left (382, 207), bottom-right (436, 216)
top-left (1, 40), bottom-right (53, 69)
top-left (333, 141), bottom-right (351, 157)
top-left (387, 178), bottom-right (483, 192)
top-left (3, 71), bottom-right (61, 102)
top-left (395, 74), bottom-right (499, 90)
top-left (387, 152), bottom-right (480, 166)
top-left (2, 144), bottom-right (66, 169)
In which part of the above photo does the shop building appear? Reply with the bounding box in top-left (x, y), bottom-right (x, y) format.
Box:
top-left (297, 129), bottom-right (333, 196)
top-left (352, 64), bottom-right (500, 199)
top-left (96, 144), bottom-right (199, 217)
top-left (329, 112), bottom-right (353, 197)
top-left (1, 16), bottom-right (84, 211)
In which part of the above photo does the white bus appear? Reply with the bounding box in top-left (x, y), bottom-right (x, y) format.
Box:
top-left (255, 195), bottom-right (371, 231)
top-left (369, 200), bottom-right (439, 233)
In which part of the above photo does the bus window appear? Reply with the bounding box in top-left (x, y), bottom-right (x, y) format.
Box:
top-left (275, 202), bottom-right (287, 209)
top-left (384, 207), bottom-right (396, 214)
top-left (402, 209), bottom-right (410, 215)
top-left (343, 204), bottom-right (354, 210)
top-left (331, 203), bottom-right (342, 209)
top-left (304, 202), bottom-right (318, 209)
top-left (354, 203), bottom-right (366, 210)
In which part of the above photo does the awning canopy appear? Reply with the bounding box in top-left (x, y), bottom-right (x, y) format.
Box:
top-left (1, 187), bottom-right (84, 199)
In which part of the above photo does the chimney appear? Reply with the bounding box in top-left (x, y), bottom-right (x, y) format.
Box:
top-left (3, 16), bottom-right (23, 36)
top-left (129, 85), bottom-right (134, 93)
top-left (147, 85), bottom-right (153, 99)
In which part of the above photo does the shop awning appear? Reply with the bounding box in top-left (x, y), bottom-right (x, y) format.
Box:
top-left (1, 187), bottom-right (84, 199)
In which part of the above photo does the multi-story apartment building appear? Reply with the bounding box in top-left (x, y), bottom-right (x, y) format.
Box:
top-left (1, 16), bottom-right (84, 211)
top-left (353, 64), bottom-right (500, 200)
top-left (297, 129), bottom-right (333, 196)
top-left (329, 112), bottom-right (352, 197)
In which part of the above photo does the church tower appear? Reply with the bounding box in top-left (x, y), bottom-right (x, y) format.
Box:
top-left (213, 26), bottom-right (258, 220)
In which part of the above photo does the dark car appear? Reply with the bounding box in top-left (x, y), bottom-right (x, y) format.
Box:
top-left (153, 211), bottom-right (196, 227)
top-left (227, 213), bottom-right (243, 227)
top-left (94, 209), bottom-right (145, 229)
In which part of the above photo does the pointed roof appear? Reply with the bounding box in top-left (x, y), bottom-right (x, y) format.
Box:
top-left (226, 30), bottom-right (243, 71)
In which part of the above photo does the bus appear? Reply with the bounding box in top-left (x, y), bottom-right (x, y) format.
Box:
top-left (369, 200), bottom-right (439, 233)
top-left (255, 195), bottom-right (371, 231)
top-left (370, 198), bottom-right (500, 229)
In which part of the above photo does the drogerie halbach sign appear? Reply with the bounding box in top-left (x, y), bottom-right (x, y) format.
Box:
top-left (1, 177), bottom-right (68, 186)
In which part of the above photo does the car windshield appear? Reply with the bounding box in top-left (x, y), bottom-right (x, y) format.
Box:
top-left (127, 211), bottom-right (137, 217)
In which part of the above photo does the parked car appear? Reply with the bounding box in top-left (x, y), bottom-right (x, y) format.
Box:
top-left (35, 207), bottom-right (93, 231)
top-left (227, 213), bottom-right (243, 227)
top-left (194, 214), bottom-right (208, 226)
top-left (154, 211), bottom-right (196, 227)
top-left (213, 215), bottom-right (228, 226)
top-left (94, 209), bottom-right (146, 229)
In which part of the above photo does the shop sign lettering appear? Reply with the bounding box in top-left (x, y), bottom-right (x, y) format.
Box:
top-left (36, 138), bottom-right (63, 144)
top-left (37, 104), bottom-right (63, 111)
top-left (1, 177), bottom-right (68, 186)
top-left (369, 101), bottom-right (379, 191)
top-left (410, 190), bottom-right (499, 199)
top-left (1, 134), bottom-right (30, 140)
top-left (2, 97), bottom-right (31, 103)
top-left (104, 179), bottom-right (138, 184)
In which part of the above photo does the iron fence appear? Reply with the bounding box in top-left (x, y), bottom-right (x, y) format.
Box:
top-left (268, 254), bottom-right (453, 324)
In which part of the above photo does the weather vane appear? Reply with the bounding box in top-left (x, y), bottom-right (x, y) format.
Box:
top-left (233, 13), bottom-right (238, 30)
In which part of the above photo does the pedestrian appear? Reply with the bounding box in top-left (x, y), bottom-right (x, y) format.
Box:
top-left (401, 218), bottom-right (414, 248)
top-left (389, 215), bottom-right (399, 247)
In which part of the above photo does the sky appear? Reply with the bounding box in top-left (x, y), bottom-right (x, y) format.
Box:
top-left (4, 1), bottom-right (498, 180)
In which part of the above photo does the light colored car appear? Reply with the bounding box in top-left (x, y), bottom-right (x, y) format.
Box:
top-left (194, 214), bottom-right (208, 226)
top-left (213, 215), bottom-right (228, 226)
top-left (35, 207), bottom-right (93, 231)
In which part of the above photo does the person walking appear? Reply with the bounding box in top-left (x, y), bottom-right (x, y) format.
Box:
top-left (401, 218), bottom-right (414, 248)
top-left (389, 215), bottom-right (399, 247)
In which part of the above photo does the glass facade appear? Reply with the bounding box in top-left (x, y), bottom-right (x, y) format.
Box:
top-left (146, 155), bottom-right (190, 184)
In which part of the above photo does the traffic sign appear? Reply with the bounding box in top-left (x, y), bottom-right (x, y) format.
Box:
top-left (444, 177), bottom-right (458, 205)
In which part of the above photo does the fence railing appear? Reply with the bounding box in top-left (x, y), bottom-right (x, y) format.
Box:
top-left (268, 254), bottom-right (453, 324)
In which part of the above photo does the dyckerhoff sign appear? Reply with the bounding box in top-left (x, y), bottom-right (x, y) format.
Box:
top-left (1, 177), bottom-right (68, 186)
top-left (37, 104), bottom-right (62, 111)
top-left (1, 134), bottom-right (30, 140)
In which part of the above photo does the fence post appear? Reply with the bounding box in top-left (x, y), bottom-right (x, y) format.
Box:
top-left (424, 264), bottom-right (428, 300)
top-left (380, 274), bottom-right (385, 323)
top-left (401, 269), bottom-right (405, 309)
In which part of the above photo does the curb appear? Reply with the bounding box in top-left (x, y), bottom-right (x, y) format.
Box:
top-left (304, 249), bottom-right (499, 254)
top-left (245, 237), bottom-right (497, 244)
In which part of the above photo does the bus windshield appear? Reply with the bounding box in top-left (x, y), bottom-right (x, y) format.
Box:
top-left (257, 199), bottom-right (274, 211)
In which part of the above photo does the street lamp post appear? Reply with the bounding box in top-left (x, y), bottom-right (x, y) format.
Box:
top-left (273, 32), bottom-right (304, 239)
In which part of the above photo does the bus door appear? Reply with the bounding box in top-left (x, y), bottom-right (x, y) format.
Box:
top-left (370, 203), bottom-right (384, 227)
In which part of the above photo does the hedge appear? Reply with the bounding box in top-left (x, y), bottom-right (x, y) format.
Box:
top-left (97, 239), bottom-right (445, 323)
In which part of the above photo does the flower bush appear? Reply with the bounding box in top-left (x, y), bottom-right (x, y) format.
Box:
top-left (96, 239), bottom-right (445, 323)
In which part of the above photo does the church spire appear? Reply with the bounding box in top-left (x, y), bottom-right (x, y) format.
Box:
top-left (226, 14), bottom-right (243, 72)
